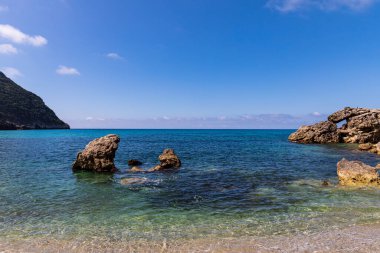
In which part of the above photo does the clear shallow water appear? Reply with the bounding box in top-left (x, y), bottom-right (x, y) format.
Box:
top-left (1, 129), bottom-right (380, 242)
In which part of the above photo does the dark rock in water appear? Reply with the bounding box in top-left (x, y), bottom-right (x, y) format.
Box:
top-left (148, 149), bottom-right (181, 172)
top-left (128, 159), bottom-right (143, 166)
top-left (337, 158), bottom-right (380, 186)
top-left (0, 71), bottom-right (69, 130)
top-left (322, 180), bottom-right (330, 186)
top-left (289, 107), bottom-right (380, 145)
top-left (72, 134), bottom-right (120, 172)
top-left (288, 121), bottom-right (339, 144)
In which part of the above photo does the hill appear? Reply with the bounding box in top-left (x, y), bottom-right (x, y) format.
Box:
top-left (0, 72), bottom-right (69, 130)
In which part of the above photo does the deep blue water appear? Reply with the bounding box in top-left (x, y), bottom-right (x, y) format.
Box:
top-left (1, 129), bottom-right (380, 242)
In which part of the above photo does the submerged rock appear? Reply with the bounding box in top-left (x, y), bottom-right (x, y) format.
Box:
top-left (72, 134), bottom-right (120, 172)
top-left (288, 121), bottom-right (339, 144)
top-left (337, 158), bottom-right (380, 186)
top-left (128, 159), bottom-right (143, 166)
top-left (148, 149), bottom-right (181, 172)
top-left (129, 166), bottom-right (144, 172)
top-left (120, 177), bottom-right (147, 185)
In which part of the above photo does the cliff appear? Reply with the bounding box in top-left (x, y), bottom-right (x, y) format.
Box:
top-left (0, 71), bottom-right (70, 130)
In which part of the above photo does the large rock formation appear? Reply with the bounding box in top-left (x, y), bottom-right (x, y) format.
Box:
top-left (148, 149), bottom-right (181, 172)
top-left (288, 121), bottom-right (339, 144)
top-left (72, 134), bottom-right (120, 172)
top-left (337, 158), bottom-right (380, 186)
top-left (289, 107), bottom-right (380, 144)
top-left (0, 71), bottom-right (69, 130)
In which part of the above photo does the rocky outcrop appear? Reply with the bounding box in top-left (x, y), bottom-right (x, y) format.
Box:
top-left (358, 143), bottom-right (380, 154)
top-left (337, 159), bottom-right (380, 186)
top-left (72, 134), bottom-right (120, 172)
top-left (289, 107), bottom-right (380, 145)
top-left (148, 149), bottom-right (181, 172)
top-left (0, 71), bottom-right (69, 130)
top-left (288, 121), bottom-right (339, 144)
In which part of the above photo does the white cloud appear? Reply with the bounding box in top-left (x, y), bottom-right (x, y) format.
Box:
top-left (106, 52), bottom-right (123, 60)
top-left (0, 24), bottom-right (47, 47)
top-left (0, 5), bottom-right (9, 12)
top-left (0, 67), bottom-right (22, 78)
top-left (0, 43), bottom-right (18, 54)
top-left (266, 0), bottom-right (375, 12)
top-left (56, 65), bottom-right (80, 76)
top-left (85, 117), bottom-right (105, 121)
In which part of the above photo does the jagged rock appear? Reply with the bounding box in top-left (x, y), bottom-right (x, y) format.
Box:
top-left (288, 121), bottom-right (339, 144)
top-left (337, 158), bottom-right (380, 186)
top-left (120, 177), bottom-right (147, 185)
top-left (159, 149), bottom-right (181, 168)
top-left (72, 134), bottom-right (120, 172)
top-left (342, 110), bottom-right (380, 143)
top-left (328, 107), bottom-right (371, 123)
top-left (289, 107), bottom-right (380, 147)
top-left (129, 166), bottom-right (144, 172)
top-left (0, 71), bottom-right (69, 130)
top-left (128, 159), bottom-right (143, 166)
top-left (148, 149), bottom-right (181, 172)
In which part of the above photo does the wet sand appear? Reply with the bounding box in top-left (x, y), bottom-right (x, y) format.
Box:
top-left (1, 223), bottom-right (380, 252)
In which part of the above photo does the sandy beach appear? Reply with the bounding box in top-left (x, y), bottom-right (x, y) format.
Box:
top-left (2, 223), bottom-right (380, 253)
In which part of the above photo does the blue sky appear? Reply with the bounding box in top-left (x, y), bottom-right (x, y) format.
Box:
top-left (0, 0), bottom-right (380, 128)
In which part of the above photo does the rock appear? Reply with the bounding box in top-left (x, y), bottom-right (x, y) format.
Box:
top-left (129, 166), bottom-right (144, 172)
top-left (376, 164), bottom-right (380, 170)
top-left (128, 159), bottom-right (143, 166)
top-left (0, 71), bottom-right (70, 130)
top-left (328, 107), bottom-right (370, 123)
top-left (159, 149), bottom-right (181, 168)
top-left (289, 107), bottom-right (380, 146)
top-left (337, 158), bottom-right (380, 186)
top-left (376, 143), bottom-right (380, 154)
top-left (148, 165), bottom-right (163, 172)
top-left (72, 134), bottom-right (120, 172)
top-left (288, 121), bottom-right (340, 144)
top-left (358, 143), bottom-right (374, 151)
top-left (148, 149), bottom-right (181, 172)
top-left (322, 180), bottom-right (330, 186)
top-left (342, 110), bottom-right (380, 143)
top-left (120, 177), bottom-right (147, 185)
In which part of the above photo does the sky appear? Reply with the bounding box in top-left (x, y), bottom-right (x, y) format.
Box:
top-left (0, 0), bottom-right (380, 128)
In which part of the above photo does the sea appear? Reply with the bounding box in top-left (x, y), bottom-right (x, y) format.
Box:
top-left (1, 129), bottom-right (380, 245)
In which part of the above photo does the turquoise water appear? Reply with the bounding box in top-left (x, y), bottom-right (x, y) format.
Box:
top-left (1, 129), bottom-right (380, 243)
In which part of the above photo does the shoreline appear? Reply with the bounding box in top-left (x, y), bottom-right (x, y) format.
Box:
top-left (2, 223), bottom-right (380, 252)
